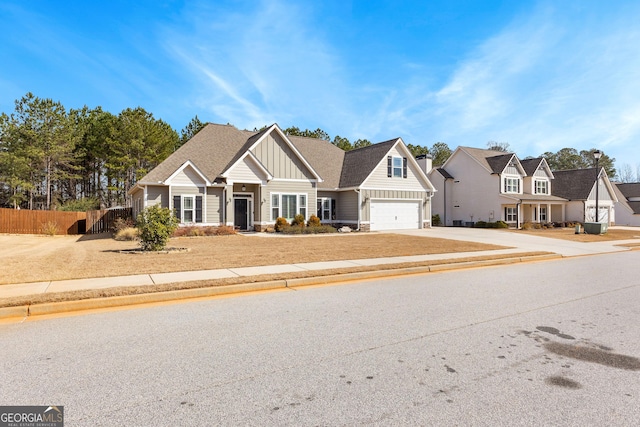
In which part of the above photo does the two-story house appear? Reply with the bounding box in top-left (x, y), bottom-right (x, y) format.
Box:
top-left (427, 146), bottom-right (617, 227)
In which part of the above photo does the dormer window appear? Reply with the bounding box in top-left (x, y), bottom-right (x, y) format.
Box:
top-left (535, 180), bottom-right (549, 195)
top-left (387, 156), bottom-right (408, 178)
top-left (504, 176), bottom-right (521, 193)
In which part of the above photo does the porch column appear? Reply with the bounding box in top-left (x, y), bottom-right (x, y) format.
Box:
top-left (536, 203), bottom-right (540, 222)
top-left (546, 204), bottom-right (551, 223)
top-left (561, 204), bottom-right (566, 222)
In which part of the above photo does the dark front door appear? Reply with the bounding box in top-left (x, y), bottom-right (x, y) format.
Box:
top-left (234, 198), bottom-right (248, 230)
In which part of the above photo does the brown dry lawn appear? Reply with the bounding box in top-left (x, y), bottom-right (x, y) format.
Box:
top-left (511, 227), bottom-right (640, 242)
top-left (0, 232), bottom-right (509, 285)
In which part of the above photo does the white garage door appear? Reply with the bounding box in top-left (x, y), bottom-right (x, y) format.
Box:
top-left (370, 200), bottom-right (421, 231)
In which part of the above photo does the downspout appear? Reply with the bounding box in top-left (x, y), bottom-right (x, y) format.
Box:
top-left (355, 189), bottom-right (361, 231)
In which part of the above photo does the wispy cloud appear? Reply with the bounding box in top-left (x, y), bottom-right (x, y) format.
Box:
top-left (404, 1), bottom-right (640, 161)
top-left (162, 0), bottom-right (349, 130)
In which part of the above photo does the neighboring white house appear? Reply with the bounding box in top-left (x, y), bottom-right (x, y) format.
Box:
top-left (428, 147), bottom-right (566, 227)
top-left (428, 146), bottom-right (618, 227)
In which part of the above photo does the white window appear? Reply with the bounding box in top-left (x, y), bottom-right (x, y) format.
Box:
top-left (504, 177), bottom-right (521, 193)
top-left (317, 197), bottom-right (336, 221)
top-left (271, 193), bottom-right (308, 221)
top-left (535, 180), bottom-right (548, 194)
top-left (505, 206), bottom-right (517, 222)
top-left (393, 157), bottom-right (403, 178)
top-left (183, 196), bottom-right (194, 222)
top-left (271, 194), bottom-right (279, 220)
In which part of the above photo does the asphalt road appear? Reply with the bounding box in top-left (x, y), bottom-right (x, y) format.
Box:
top-left (1, 252), bottom-right (639, 426)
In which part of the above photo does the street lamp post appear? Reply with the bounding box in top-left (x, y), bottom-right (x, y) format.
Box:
top-left (593, 150), bottom-right (602, 223)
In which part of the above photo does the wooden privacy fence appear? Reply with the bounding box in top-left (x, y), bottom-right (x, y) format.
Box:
top-left (0, 208), bottom-right (86, 235)
top-left (85, 208), bottom-right (133, 234)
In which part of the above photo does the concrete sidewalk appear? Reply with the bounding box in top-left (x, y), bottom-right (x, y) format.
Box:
top-left (0, 228), bottom-right (637, 300)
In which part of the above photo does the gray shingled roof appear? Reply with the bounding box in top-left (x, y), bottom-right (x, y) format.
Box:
top-left (139, 123), bottom-right (250, 184)
top-left (339, 139), bottom-right (398, 188)
top-left (520, 158), bottom-right (544, 176)
top-left (616, 183), bottom-right (640, 198)
top-left (436, 167), bottom-right (454, 179)
top-left (458, 147), bottom-right (517, 174)
top-left (139, 123), bottom-right (404, 190)
top-left (551, 168), bottom-right (601, 200)
top-left (287, 135), bottom-right (345, 189)
top-left (629, 202), bottom-right (640, 214)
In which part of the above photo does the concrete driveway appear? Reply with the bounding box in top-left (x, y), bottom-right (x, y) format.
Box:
top-left (388, 227), bottom-right (638, 257)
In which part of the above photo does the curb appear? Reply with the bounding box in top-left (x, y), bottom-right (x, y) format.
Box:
top-left (1, 254), bottom-right (563, 320)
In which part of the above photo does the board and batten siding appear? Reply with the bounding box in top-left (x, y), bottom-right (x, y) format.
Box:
top-left (362, 146), bottom-right (427, 190)
top-left (503, 164), bottom-right (520, 175)
top-left (261, 180), bottom-right (316, 221)
top-left (534, 168), bottom-right (548, 177)
top-left (360, 189), bottom-right (427, 222)
top-left (251, 133), bottom-right (315, 180)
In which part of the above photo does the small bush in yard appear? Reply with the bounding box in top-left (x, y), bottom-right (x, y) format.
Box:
top-left (432, 214), bottom-right (442, 226)
top-left (213, 225), bottom-right (236, 236)
top-left (291, 214), bottom-right (306, 227)
top-left (275, 217), bottom-right (288, 232)
top-left (113, 217), bottom-right (135, 233)
top-left (280, 224), bottom-right (337, 234)
top-left (136, 205), bottom-right (178, 251)
top-left (114, 227), bottom-right (139, 241)
top-left (41, 221), bottom-right (59, 236)
top-left (307, 215), bottom-right (321, 227)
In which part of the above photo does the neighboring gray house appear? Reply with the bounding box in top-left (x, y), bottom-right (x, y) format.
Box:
top-left (612, 182), bottom-right (640, 226)
top-left (428, 146), bottom-right (618, 227)
top-left (129, 123), bottom-right (435, 231)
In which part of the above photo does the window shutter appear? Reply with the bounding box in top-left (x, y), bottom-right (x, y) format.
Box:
top-left (173, 196), bottom-right (181, 220)
top-left (403, 157), bottom-right (407, 178)
top-left (195, 196), bottom-right (202, 223)
top-left (387, 156), bottom-right (392, 177)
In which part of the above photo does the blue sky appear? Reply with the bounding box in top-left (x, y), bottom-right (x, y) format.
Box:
top-left (2, 0), bottom-right (639, 172)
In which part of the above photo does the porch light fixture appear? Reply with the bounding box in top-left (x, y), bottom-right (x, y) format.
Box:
top-left (593, 150), bottom-right (602, 222)
top-left (241, 184), bottom-right (246, 191)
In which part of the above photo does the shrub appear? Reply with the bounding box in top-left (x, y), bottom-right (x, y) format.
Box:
top-left (432, 214), bottom-right (441, 226)
top-left (188, 227), bottom-right (206, 237)
top-left (474, 220), bottom-right (509, 229)
top-left (291, 214), bottom-right (306, 227)
top-left (113, 217), bottom-right (135, 233)
top-left (114, 227), bottom-right (139, 241)
top-left (307, 214), bottom-right (321, 227)
top-left (213, 225), bottom-right (236, 236)
top-left (275, 217), bottom-right (288, 232)
top-left (280, 224), bottom-right (337, 234)
top-left (136, 205), bottom-right (179, 251)
top-left (41, 221), bottom-right (59, 236)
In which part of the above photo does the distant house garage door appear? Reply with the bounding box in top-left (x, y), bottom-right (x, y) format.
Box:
top-left (370, 200), bottom-right (421, 231)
